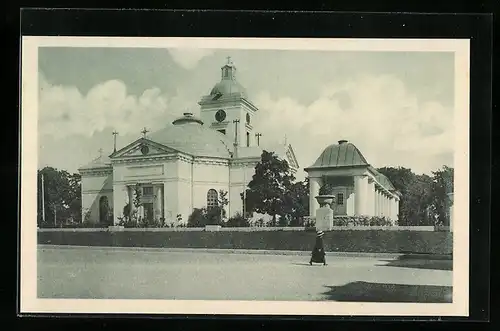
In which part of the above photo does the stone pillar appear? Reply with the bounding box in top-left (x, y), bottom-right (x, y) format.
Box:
top-left (154, 184), bottom-right (163, 220)
top-left (354, 175), bottom-right (368, 216)
top-left (367, 179), bottom-right (375, 216)
top-left (309, 177), bottom-right (322, 217)
top-left (315, 205), bottom-right (334, 231)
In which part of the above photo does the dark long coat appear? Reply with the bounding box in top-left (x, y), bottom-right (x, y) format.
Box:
top-left (310, 236), bottom-right (326, 263)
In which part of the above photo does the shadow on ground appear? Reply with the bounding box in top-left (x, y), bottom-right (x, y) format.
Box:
top-left (376, 254), bottom-right (453, 271)
top-left (322, 281), bottom-right (452, 303)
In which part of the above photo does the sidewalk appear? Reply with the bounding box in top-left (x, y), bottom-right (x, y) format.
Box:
top-left (38, 244), bottom-right (452, 260)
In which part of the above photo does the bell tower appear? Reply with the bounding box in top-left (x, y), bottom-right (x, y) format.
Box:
top-left (199, 57), bottom-right (258, 148)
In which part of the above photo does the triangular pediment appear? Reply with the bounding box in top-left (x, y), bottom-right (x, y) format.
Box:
top-left (284, 144), bottom-right (300, 169)
top-left (110, 138), bottom-right (178, 159)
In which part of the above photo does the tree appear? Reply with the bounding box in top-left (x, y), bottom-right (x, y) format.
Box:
top-left (431, 166), bottom-right (454, 225)
top-left (377, 166), bottom-right (433, 226)
top-left (217, 189), bottom-right (229, 220)
top-left (37, 167), bottom-right (81, 227)
top-left (242, 151), bottom-right (296, 225)
top-left (285, 178), bottom-right (310, 226)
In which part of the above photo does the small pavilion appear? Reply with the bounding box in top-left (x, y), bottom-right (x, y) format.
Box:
top-left (304, 139), bottom-right (400, 224)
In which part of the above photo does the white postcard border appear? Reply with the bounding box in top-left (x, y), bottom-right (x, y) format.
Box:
top-left (20, 37), bottom-right (470, 316)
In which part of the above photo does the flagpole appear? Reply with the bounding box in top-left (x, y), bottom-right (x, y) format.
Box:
top-left (41, 173), bottom-right (46, 224)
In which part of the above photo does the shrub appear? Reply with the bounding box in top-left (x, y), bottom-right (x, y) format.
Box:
top-left (225, 212), bottom-right (250, 227)
top-left (187, 208), bottom-right (208, 227)
top-left (331, 215), bottom-right (393, 227)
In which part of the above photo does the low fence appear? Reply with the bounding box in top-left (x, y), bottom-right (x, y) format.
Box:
top-left (38, 227), bottom-right (453, 255)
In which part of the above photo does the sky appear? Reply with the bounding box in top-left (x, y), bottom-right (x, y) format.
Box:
top-left (38, 47), bottom-right (455, 180)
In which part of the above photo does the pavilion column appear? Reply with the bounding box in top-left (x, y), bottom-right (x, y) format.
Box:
top-left (367, 179), bottom-right (375, 217)
top-left (154, 184), bottom-right (163, 220)
top-left (383, 194), bottom-right (388, 218)
top-left (395, 199), bottom-right (399, 221)
top-left (354, 175), bottom-right (368, 216)
top-left (392, 198), bottom-right (398, 221)
top-left (380, 192), bottom-right (386, 217)
top-left (309, 176), bottom-right (322, 217)
top-left (388, 196), bottom-right (393, 221)
top-left (385, 195), bottom-right (390, 219)
top-left (375, 189), bottom-right (380, 216)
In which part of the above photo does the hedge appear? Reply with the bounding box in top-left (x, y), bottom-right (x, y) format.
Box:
top-left (38, 230), bottom-right (452, 255)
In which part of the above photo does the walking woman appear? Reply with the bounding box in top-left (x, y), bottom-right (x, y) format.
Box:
top-left (310, 230), bottom-right (327, 266)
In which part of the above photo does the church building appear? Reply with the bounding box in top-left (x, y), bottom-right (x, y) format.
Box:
top-left (78, 58), bottom-right (299, 225)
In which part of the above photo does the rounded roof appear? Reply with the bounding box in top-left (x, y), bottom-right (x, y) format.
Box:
top-left (147, 113), bottom-right (234, 158)
top-left (309, 140), bottom-right (368, 168)
top-left (210, 79), bottom-right (248, 99)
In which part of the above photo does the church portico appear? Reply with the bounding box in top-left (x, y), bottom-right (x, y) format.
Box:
top-left (305, 140), bottom-right (400, 223)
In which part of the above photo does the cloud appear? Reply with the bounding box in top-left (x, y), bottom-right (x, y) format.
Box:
top-left (167, 48), bottom-right (215, 70)
top-left (38, 73), bottom-right (187, 139)
top-left (253, 74), bottom-right (454, 176)
top-left (38, 71), bottom-right (454, 177)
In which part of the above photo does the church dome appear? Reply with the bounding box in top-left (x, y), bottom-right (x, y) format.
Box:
top-left (202, 57), bottom-right (249, 100)
top-left (147, 112), bottom-right (234, 158)
top-left (308, 140), bottom-right (369, 168)
top-left (209, 79), bottom-right (248, 99)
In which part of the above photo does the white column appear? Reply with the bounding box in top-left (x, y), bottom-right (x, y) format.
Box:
top-left (375, 190), bottom-right (379, 216)
top-left (154, 184), bottom-right (163, 220)
top-left (385, 195), bottom-right (390, 219)
top-left (367, 179), bottom-right (375, 216)
top-left (392, 198), bottom-right (398, 221)
top-left (354, 175), bottom-right (368, 216)
top-left (387, 196), bottom-right (394, 220)
top-left (376, 189), bottom-right (381, 216)
top-left (380, 192), bottom-right (386, 217)
top-left (395, 198), bottom-right (400, 221)
top-left (309, 176), bottom-right (322, 217)
top-left (384, 194), bottom-right (388, 218)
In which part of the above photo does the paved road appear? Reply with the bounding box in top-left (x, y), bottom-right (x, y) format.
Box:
top-left (37, 245), bottom-right (453, 302)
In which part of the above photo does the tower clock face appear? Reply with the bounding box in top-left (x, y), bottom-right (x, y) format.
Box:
top-left (215, 109), bottom-right (226, 122)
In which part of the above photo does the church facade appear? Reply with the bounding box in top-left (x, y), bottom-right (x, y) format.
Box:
top-left (78, 58), bottom-right (299, 225)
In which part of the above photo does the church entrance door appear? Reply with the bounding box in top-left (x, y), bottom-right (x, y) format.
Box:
top-left (143, 203), bottom-right (154, 222)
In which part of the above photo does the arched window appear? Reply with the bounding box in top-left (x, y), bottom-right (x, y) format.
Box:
top-left (207, 189), bottom-right (219, 210)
